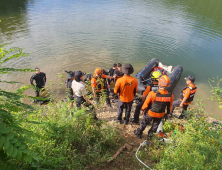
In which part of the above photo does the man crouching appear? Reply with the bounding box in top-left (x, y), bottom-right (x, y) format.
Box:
top-left (134, 75), bottom-right (174, 139)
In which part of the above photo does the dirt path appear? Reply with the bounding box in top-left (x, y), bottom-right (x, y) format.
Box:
top-left (94, 101), bottom-right (154, 170)
top-left (98, 101), bottom-right (151, 144)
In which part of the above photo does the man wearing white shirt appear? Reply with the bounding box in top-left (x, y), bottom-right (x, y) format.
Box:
top-left (72, 71), bottom-right (97, 119)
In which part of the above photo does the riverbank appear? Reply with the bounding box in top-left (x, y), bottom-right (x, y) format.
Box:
top-left (1, 91), bottom-right (222, 169)
top-left (89, 100), bottom-right (222, 169)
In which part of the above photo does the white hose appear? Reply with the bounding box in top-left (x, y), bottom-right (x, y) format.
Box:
top-left (135, 140), bottom-right (153, 170)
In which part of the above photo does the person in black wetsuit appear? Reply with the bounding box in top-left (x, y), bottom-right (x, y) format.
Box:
top-left (113, 63), bottom-right (124, 82)
top-left (65, 70), bottom-right (75, 107)
top-left (107, 63), bottom-right (117, 93)
top-left (30, 67), bottom-right (46, 97)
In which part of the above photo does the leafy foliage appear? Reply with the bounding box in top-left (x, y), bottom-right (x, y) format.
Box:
top-left (209, 77), bottom-right (222, 109)
top-left (0, 44), bottom-right (40, 168)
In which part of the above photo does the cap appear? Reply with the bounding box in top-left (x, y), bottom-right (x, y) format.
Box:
top-left (185, 75), bottom-right (195, 83)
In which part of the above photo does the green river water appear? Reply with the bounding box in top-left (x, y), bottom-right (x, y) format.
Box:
top-left (0, 0), bottom-right (222, 117)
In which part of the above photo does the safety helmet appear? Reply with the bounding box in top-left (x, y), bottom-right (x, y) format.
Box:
top-left (151, 71), bottom-right (162, 80)
top-left (158, 75), bottom-right (171, 87)
top-left (94, 67), bottom-right (103, 75)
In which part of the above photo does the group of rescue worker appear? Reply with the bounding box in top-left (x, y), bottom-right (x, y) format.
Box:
top-left (30, 63), bottom-right (197, 139)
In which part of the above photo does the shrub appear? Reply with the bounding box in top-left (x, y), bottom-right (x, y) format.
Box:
top-left (21, 101), bottom-right (118, 169)
top-left (154, 100), bottom-right (222, 170)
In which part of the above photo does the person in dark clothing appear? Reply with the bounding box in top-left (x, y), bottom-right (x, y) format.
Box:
top-left (108, 63), bottom-right (117, 77)
top-left (114, 63), bottom-right (124, 82)
top-left (130, 71), bottom-right (161, 124)
top-left (107, 63), bottom-right (117, 86)
top-left (65, 70), bottom-right (75, 107)
top-left (30, 67), bottom-right (46, 97)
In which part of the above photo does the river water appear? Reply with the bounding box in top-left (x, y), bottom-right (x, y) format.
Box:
top-left (1, 0), bottom-right (222, 117)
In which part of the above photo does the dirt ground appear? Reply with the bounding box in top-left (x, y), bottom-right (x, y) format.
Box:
top-left (94, 101), bottom-right (156, 170)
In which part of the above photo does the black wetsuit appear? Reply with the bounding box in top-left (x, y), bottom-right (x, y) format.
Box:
top-left (114, 69), bottom-right (124, 83)
top-left (30, 72), bottom-right (46, 97)
top-left (108, 68), bottom-right (116, 77)
top-left (107, 68), bottom-right (116, 85)
top-left (65, 78), bottom-right (74, 100)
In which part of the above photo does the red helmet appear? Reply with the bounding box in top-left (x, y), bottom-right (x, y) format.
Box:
top-left (94, 67), bottom-right (103, 75)
top-left (159, 75), bottom-right (171, 87)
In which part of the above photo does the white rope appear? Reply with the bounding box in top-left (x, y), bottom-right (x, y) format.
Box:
top-left (135, 140), bottom-right (153, 170)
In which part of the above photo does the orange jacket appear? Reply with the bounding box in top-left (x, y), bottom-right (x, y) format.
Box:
top-left (142, 89), bottom-right (174, 118)
top-left (91, 74), bottom-right (107, 92)
top-left (180, 83), bottom-right (197, 105)
top-left (114, 75), bottom-right (138, 102)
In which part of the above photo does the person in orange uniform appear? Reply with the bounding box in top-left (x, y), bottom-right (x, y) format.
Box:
top-left (170, 75), bottom-right (197, 119)
top-left (114, 63), bottom-right (138, 125)
top-left (134, 75), bottom-right (174, 139)
top-left (91, 67), bottom-right (113, 108)
top-left (130, 71), bottom-right (162, 124)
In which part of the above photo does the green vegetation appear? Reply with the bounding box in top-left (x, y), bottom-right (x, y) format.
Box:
top-left (1, 44), bottom-right (222, 169)
top-left (138, 99), bottom-right (222, 169)
top-left (209, 77), bottom-right (222, 109)
top-left (0, 45), bottom-right (118, 169)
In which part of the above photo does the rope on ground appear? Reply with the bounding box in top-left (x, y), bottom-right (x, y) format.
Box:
top-left (135, 140), bottom-right (153, 170)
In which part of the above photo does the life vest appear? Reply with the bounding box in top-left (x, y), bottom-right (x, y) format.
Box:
top-left (93, 76), bottom-right (107, 92)
top-left (150, 91), bottom-right (172, 114)
top-left (180, 85), bottom-right (197, 104)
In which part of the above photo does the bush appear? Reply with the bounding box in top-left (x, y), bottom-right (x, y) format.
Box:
top-left (154, 100), bottom-right (222, 170)
top-left (19, 101), bottom-right (118, 170)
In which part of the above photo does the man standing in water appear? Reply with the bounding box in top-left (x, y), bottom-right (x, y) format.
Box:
top-left (30, 67), bottom-right (46, 97)
top-left (170, 75), bottom-right (197, 119)
top-left (114, 63), bottom-right (138, 124)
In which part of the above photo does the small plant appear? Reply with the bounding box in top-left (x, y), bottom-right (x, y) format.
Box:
top-left (209, 77), bottom-right (222, 109)
top-left (162, 121), bottom-right (175, 133)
